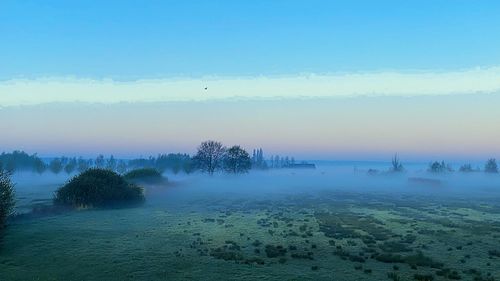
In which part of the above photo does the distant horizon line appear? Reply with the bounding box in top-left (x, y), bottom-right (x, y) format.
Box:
top-left (4, 152), bottom-right (494, 166)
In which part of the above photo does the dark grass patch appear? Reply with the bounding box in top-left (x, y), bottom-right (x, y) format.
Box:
top-left (210, 247), bottom-right (244, 262)
top-left (224, 240), bottom-right (240, 251)
top-left (243, 257), bottom-right (265, 265)
top-left (315, 212), bottom-right (393, 241)
top-left (333, 248), bottom-right (365, 263)
top-left (265, 244), bottom-right (287, 258)
top-left (379, 241), bottom-right (413, 253)
top-left (402, 234), bottom-right (417, 244)
top-left (488, 249), bottom-right (500, 258)
top-left (414, 273), bottom-right (434, 281)
top-left (374, 251), bottom-right (443, 269)
top-left (436, 268), bottom-right (461, 280)
top-left (251, 240), bottom-right (262, 247)
top-left (291, 252), bottom-right (314, 260)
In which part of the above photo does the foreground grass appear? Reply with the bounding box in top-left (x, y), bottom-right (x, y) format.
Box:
top-left (1, 190), bottom-right (500, 281)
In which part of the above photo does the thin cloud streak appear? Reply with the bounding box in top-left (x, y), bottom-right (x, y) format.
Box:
top-left (1, 67), bottom-right (500, 106)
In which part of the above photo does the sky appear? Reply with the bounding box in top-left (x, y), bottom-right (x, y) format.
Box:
top-left (1, 0), bottom-right (500, 160)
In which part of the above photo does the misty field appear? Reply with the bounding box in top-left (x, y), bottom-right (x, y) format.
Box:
top-left (1, 167), bottom-right (500, 281)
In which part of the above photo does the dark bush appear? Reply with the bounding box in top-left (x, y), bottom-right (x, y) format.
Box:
top-left (0, 169), bottom-right (15, 233)
top-left (54, 168), bottom-right (144, 208)
top-left (123, 168), bottom-right (166, 184)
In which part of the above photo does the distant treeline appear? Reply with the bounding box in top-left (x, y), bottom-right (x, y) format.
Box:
top-left (0, 151), bottom-right (46, 173)
top-left (371, 154), bottom-right (500, 174)
top-left (0, 151), bottom-right (195, 175)
top-left (0, 144), bottom-right (306, 175)
top-left (426, 159), bottom-right (498, 174)
top-left (251, 148), bottom-right (301, 169)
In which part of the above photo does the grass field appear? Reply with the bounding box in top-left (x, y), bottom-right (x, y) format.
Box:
top-left (1, 172), bottom-right (500, 281)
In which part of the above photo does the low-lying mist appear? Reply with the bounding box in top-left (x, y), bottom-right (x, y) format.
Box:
top-left (165, 166), bottom-right (500, 199)
top-left (13, 164), bottom-right (500, 207)
top-left (12, 162), bottom-right (500, 215)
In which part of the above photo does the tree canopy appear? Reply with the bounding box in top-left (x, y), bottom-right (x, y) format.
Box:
top-left (224, 146), bottom-right (252, 174)
top-left (193, 141), bottom-right (226, 175)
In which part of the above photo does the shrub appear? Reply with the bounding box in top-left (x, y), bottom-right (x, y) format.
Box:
top-left (54, 168), bottom-right (144, 208)
top-left (123, 168), bottom-right (166, 184)
top-left (0, 169), bottom-right (15, 233)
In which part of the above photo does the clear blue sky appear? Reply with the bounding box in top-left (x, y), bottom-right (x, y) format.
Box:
top-left (2, 0), bottom-right (500, 79)
top-left (2, 1), bottom-right (500, 160)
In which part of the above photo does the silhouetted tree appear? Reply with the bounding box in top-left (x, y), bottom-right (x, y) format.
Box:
top-left (485, 158), bottom-right (498, 173)
top-left (116, 160), bottom-right (128, 174)
top-left (183, 158), bottom-right (194, 174)
top-left (64, 158), bottom-right (77, 174)
top-left (77, 157), bottom-right (90, 173)
top-left (33, 158), bottom-right (47, 174)
top-left (193, 140), bottom-right (226, 175)
top-left (428, 161), bottom-right (453, 173)
top-left (60, 156), bottom-right (69, 167)
top-left (459, 164), bottom-right (475, 173)
top-left (95, 155), bottom-right (105, 169)
top-left (0, 151), bottom-right (46, 173)
top-left (155, 153), bottom-right (191, 173)
top-left (224, 146), bottom-right (251, 173)
top-left (274, 155), bottom-right (280, 168)
top-left (128, 156), bottom-right (155, 169)
top-left (251, 148), bottom-right (268, 169)
top-left (391, 154), bottom-right (404, 172)
top-left (106, 155), bottom-right (117, 171)
top-left (49, 158), bottom-right (63, 174)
